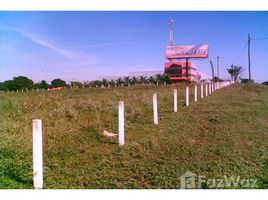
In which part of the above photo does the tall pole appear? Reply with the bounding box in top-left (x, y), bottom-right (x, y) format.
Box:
top-left (169, 18), bottom-right (174, 46)
top-left (217, 56), bottom-right (219, 80)
top-left (248, 33), bottom-right (251, 81)
top-left (210, 60), bottom-right (215, 91)
top-left (186, 58), bottom-right (189, 79)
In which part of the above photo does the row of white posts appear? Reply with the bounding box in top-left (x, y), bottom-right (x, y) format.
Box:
top-left (32, 81), bottom-right (232, 189)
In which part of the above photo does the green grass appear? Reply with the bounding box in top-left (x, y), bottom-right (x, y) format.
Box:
top-left (0, 83), bottom-right (267, 189)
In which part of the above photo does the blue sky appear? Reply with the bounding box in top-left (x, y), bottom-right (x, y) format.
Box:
top-left (0, 11), bottom-right (268, 83)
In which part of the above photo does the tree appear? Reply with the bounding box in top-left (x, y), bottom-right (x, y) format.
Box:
top-left (213, 76), bottom-right (222, 82)
top-left (109, 79), bottom-right (116, 87)
top-left (0, 80), bottom-right (15, 91)
top-left (71, 81), bottom-right (83, 88)
top-left (227, 65), bottom-right (242, 82)
top-left (13, 76), bottom-right (35, 90)
top-left (101, 79), bottom-right (108, 87)
top-left (262, 81), bottom-right (268, 86)
top-left (155, 74), bottom-right (172, 84)
top-left (51, 78), bottom-right (66, 87)
top-left (123, 76), bottom-right (130, 86)
top-left (116, 77), bottom-right (123, 85)
top-left (131, 76), bottom-right (138, 85)
top-left (35, 80), bottom-right (49, 89)
top-left (149, 76), bottom-right (156, 84)
top-left (240, 78), bottom-right (254, 83)
top-left (139, 76), bottom-right (147, 84)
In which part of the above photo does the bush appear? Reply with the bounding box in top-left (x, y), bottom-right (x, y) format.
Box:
top-left (262, 81), bottom-right (268, 86)
top-left (51, 78), bottom-right (67, 87)
top-left (240, 78), bottom-right (254, 83)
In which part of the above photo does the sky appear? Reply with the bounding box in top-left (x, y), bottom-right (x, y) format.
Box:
top-left (0, 11), bottom-right (268, 83)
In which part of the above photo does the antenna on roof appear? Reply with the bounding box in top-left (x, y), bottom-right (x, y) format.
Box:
top-left (169, 18), bottom-right (174, 46)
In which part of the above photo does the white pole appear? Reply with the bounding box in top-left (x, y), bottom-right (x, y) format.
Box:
top-left (194, 85), bottom-right (197, 102)
top-left (174, 89), bottom-right (178, 112)
top-left (118, 101), bottom-right (125, 146)
top-left (153, 93), bottom-right (158, 124)
top-left (209, 83), bottom-right (211, 95)
top-left (201, 84), bottom-right (204, 99)
top-left (212, 83), bottom-right (214, 93)
top-left (32, 119), bottom-right (43, 189)
top-left (205, 84), bottom-right (208, 97)
top-left (186, 87), bottom-right (189, 106)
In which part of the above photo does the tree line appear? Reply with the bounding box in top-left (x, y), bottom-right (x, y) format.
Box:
top-left (0, 74), bottom-right (172, 91)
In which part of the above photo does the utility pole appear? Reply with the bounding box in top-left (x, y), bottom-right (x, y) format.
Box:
top-left (210, 60), bottom-right (215, 89)
top-left (217, 56), bottom-right (219, 80)
top-left (248, 33), bottom-right (251, 81)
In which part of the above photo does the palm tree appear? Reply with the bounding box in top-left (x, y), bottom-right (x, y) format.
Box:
top-left (110, 79), bottom-right (116, 87)
top-left (149, 76), bottom-right (155, 84)
top-left (123, 76), bottom-right (130, 86)
top-left (227, 65), bottom-right (242, 82)
top-left (139, 76), bottom-right (147, 84)
top-left (116, 77), bottom-right (123, 85)
top-left (155, 74), bottom-right (162, 84)
top-left (102, 79), bottom-right (108, 87)
top-left (131, 76), bottom-right (138, 85)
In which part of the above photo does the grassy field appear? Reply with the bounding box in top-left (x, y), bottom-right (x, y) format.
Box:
top-left (0, 83), bottom-right (267, 189)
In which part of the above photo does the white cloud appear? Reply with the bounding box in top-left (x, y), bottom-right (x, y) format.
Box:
top-left (0, 25), bottom-right (100, 62)
top-left (71, 42), bottom-right (136, 49)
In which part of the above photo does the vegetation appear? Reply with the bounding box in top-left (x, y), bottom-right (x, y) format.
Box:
top-left (262, 81), bottom-right (268, 86)
top-left (0, 76), bottom-right (34, 91)
top-left (0, 83), bottom-right (267, 189)
top-left (51, 79), bottom-right (67, 88)
top-left (0, 74), bottom-right (171, 92)
top-left (227, 65), bottom-right (242, 82)
top-left (240, 78), bottom-right (255, 83)
top-left (35, 80), bottom-right (49, 90)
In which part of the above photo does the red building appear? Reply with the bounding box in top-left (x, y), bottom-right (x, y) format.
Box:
top-left (164, 62), bottom-right (198, 82)
top-left (164, 18), bottom-right (208, 83)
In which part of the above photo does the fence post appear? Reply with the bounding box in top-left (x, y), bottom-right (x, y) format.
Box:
top-left (205, 84), bottom-right (208, 97)
top-left (209, 83), bottom-right (211, 95)
top-left (32, 119), bottom-right (43, 189)
top-left (174, 89), bottom-right (178, 112)
top-left (201, 84), bottom-right (204, 99)
top-left (186, 87), bottom-right (189, 106)
top-left (153, 93), bottom-right (158, 124)
top-left (118, 101), bottom-right (125, 146)
top-left (194, 85), bottom-right (197, 102)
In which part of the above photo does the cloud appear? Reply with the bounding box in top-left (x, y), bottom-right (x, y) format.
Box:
top-left (6, 26), bottom-right (79, 59)
top-left (71, 42), bottom-right (136, 49)
top-left (0, 25), bottom-right (91, 60)
top-left (22, 31), bottom-right (79, 59)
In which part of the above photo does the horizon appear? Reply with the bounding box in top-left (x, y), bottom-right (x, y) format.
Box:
top-left (0, 11), bottom-right (268, 83)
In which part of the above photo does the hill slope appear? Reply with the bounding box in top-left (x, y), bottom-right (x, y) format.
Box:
top-left (0, 83), bottom-right (267, 188)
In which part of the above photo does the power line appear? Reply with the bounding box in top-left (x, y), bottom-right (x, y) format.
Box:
top-left (251, 37), bottom-right (268, 41)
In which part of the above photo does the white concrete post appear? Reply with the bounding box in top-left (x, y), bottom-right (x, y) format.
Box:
top-left (153, 93), bottom-right (158, 124)
top-left (201, 84), bottom-right (204, 99)
top-left (209, 83), bottom-right (211, 95)
top-left (118, 101), bottom-right (125, 146)
top-left (194, 85), bottom-right (197, 102)
top-left (32, 119), bottom-right (43, 189)
top-left (205, 84), bottom-right (208, 97)
top-left (211, 83), bottom-right (214, 93)
top-left (186, 87), bottom-right (189, 106)
top-left (174, 89), bottom-right (178, 112)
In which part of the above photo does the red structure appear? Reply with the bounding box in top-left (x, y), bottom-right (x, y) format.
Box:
top-left (164, 62), bottom-right (197, 82)
top-left (164, 18), bottom-right (208, 82)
